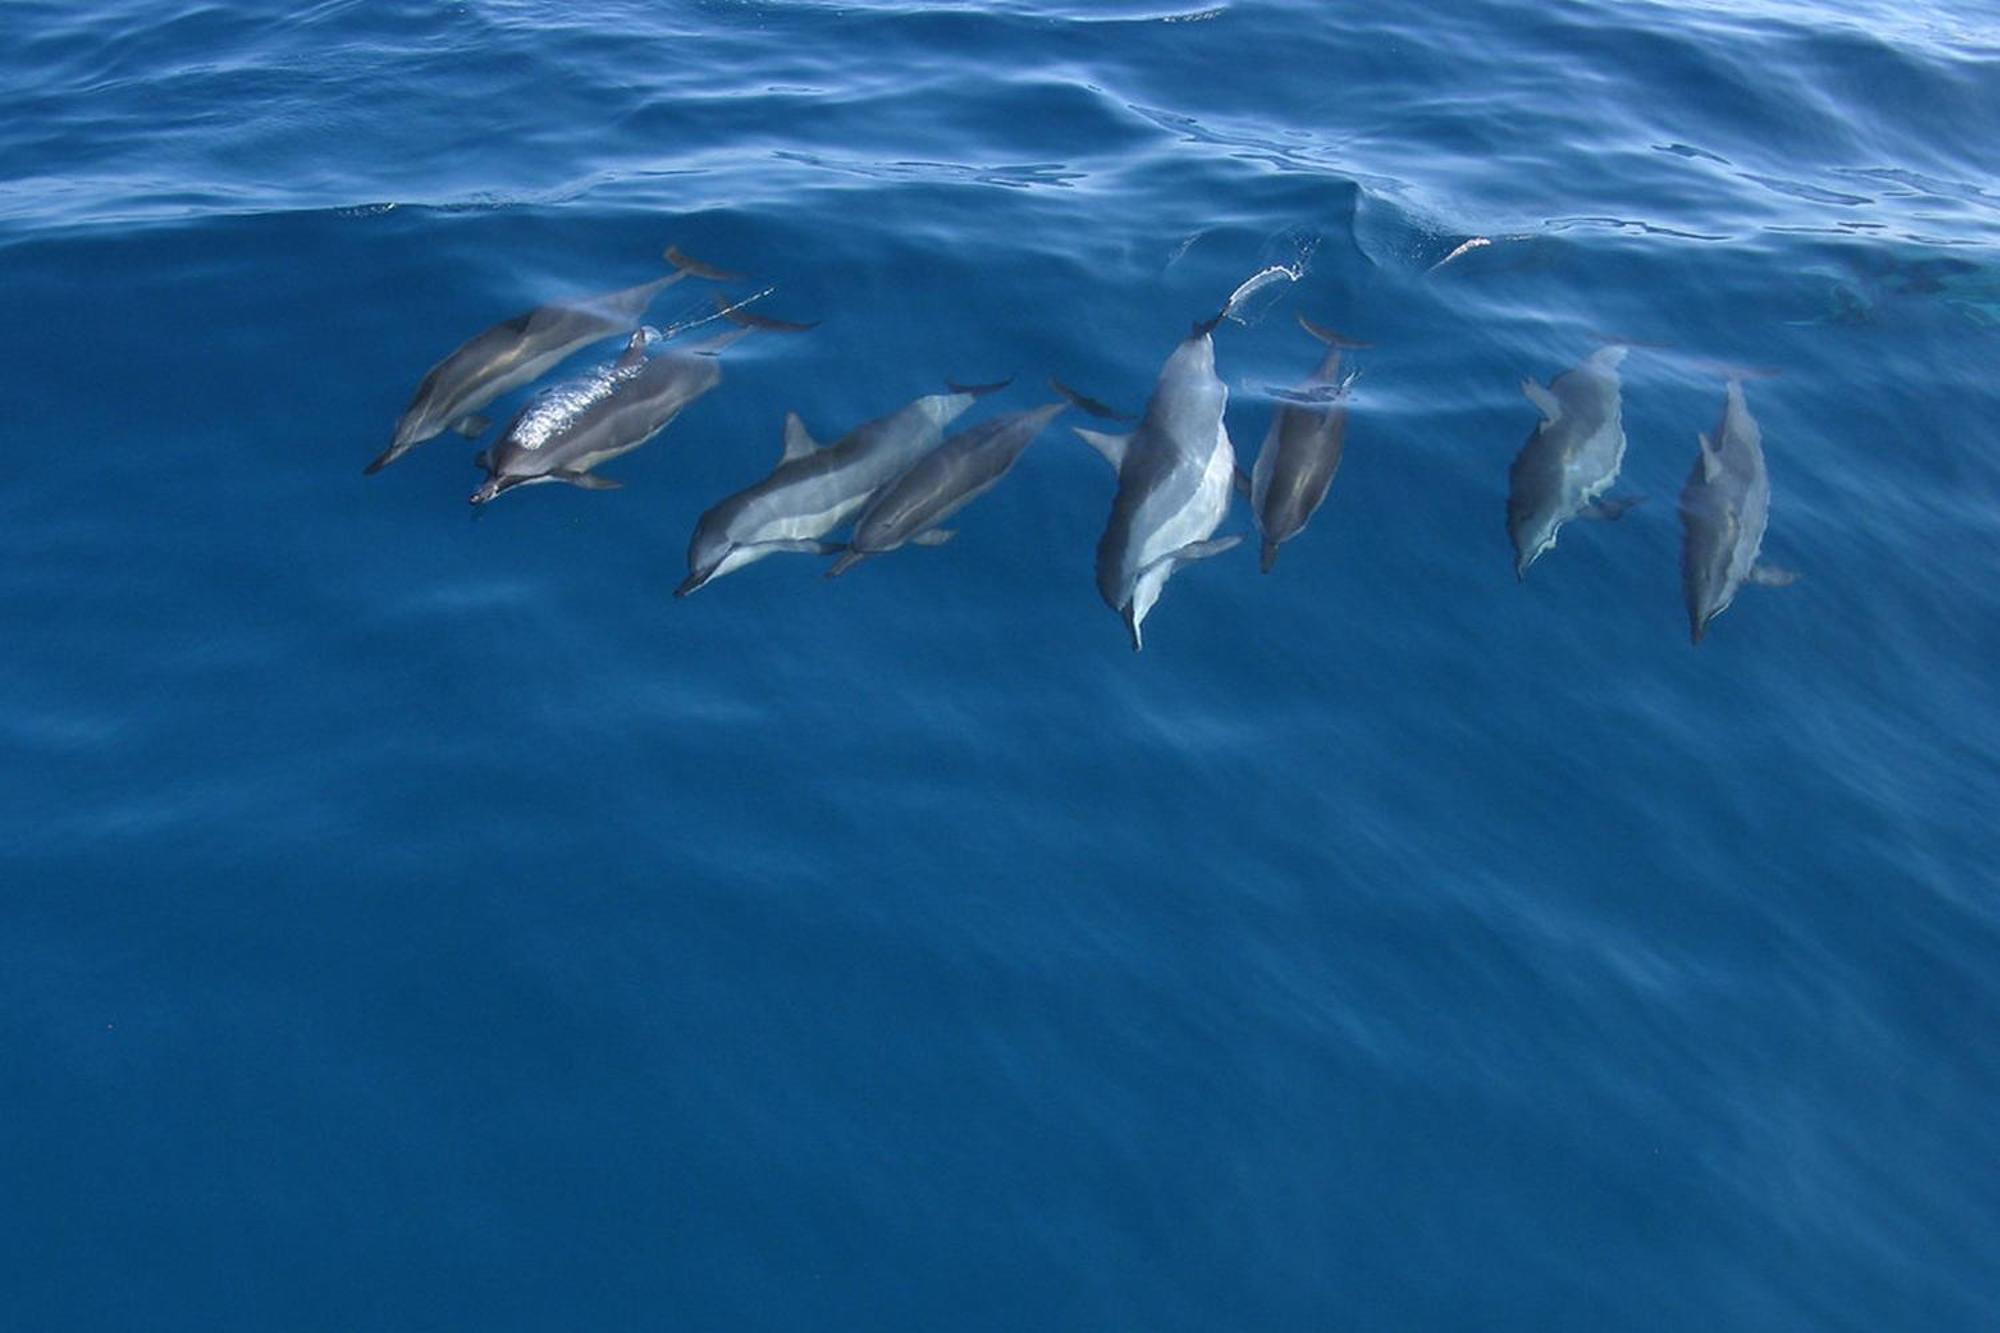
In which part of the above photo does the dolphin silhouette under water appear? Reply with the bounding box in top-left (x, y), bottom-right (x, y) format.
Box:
top-left (677, 380), bottom-right (1010, 596)
top-left (1679, 377), bottom-right (1798, 644)
top-left (367, 246), bottom-right (735, 475)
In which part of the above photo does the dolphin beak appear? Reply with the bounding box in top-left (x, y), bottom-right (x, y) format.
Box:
top-left (674, 569), bottom-right (712, 598)
top-left (1123, 606), bottom-right (1144, 653)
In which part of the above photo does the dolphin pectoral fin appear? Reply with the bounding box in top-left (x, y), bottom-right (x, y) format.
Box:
top-left (1075, 427), bottom-right (1131, 472)
top-left (1138, 535), bottom-right (1242, 581)
top-left (781, 412), bottom-right (820, 463)
top-left (1697, 432), bottom-right (1723, 482)
top-left (451, 414), bottom-right (491, 439)
top-left (558, 471), bottom-right (622, 491)
top-left (910, 529), bottom-right (956, 547)
top-left (1747, 563), bottom-right (1799, 588)
top-left (947, 377), bottom-right (1013, 398)
top-left (1581, 495), bottom-right (1644, 520)
top-left (473, 449), bottom-right (493, 471)
top-left (1522, 378), bottom-right (1562, 421)
top-left (1232, 467), bottom-right (1252, 498)
top-left (1170, 535), bottom-right (1243, 564)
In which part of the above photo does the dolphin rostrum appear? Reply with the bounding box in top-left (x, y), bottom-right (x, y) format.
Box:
top-left (1505, 344), bottom-right (1641, 579)
top-left (1679, 378), bottom-right (1798, 645)
top-left (366, 246), bottom-right (736, 475)
top-left (825, 401), bottom-right (1066, 578)
top-left (469, 300), bottom-right (814, 506)
top-left (1069, 311), bottom-right (1243, 651)
top-left (1250, 313), bottom-right (1366, 573)
top-left (676, 380), bottom-right (1009, 596)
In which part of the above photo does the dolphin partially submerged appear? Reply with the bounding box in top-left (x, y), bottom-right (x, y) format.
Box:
top-left (676, 381), bottom-right (1007, 596)
top-left (1250, 314), bottom-right (1364, 574)
top-left (825, 401), bottom-right (1066, 577)
top-left (367, 246), bottom-right (734, 475)
top-left (1505, 344), bottom-right (1639, 579)
top-left (1072, 314), bottom-right (1242, 651)
top-left (1679, 378), bottom-right (1797, 644)
top-left (469, 300), bottom-right (813, 506)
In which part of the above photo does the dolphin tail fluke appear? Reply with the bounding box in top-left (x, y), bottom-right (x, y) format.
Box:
top-left (1050, 377), bottom-right (1135, 422)
top-left (1296, 313), bottom-right (1372, 349)
top-left (665, 246), bottom-right (744, 283)
top-left (947, 376), bottom-right (1014, 398)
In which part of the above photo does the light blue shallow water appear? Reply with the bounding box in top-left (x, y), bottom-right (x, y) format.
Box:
top-left (4, 2), bottom-right (1998, 1327)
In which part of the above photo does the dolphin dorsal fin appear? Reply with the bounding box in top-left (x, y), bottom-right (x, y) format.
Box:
top-left (1522, 378), bottom-right (1561, 422)
top-left (1076, 427), bottom-right (1131, 472)
top-left (781, 412), bottom-right (820, 463)
top-left (1697, 431), bottom-right (1722, 482)
top-left (616, 331), bottom-right (650, 370)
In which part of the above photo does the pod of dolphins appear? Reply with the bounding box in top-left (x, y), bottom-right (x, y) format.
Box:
top-left (369, 245), bottom-right (1798, 649)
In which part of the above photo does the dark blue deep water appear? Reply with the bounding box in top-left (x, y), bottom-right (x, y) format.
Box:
top-left (5, 1), bottom-right (1999, 1327)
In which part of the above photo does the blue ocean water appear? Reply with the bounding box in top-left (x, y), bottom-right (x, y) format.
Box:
top-left (5, 0), bottom-right (1999, 1326)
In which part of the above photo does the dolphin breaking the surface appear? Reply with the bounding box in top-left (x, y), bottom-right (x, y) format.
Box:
top-left (676, 381), bottom-right (1008, 596)
top-left (1250, 314), bottom-right (1364, 574)
top-left (367, 246), bottom-right (734, 475)
top-left (1505, 344), bottom-right (1639, 579)
top-left (1072, 314), bottom-right (1242, 651)
top-left (468, 300), bottom-right (814, 506)
top-left (826, 401), bottom-right (1066, 577)
top-left (1679, 378), bottom-right (1797, 644)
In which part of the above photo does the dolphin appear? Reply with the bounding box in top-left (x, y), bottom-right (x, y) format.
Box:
top-left (1250, 313), bottom-right (1366, 573)
top-left (825, 401), bottom-right (1066, 577)
top-left (366, 246), bottom-right (735, 475)
top-left (1071, 313), bottom-right (1242, 651)
top-left (1505, 344), bottom-right (1641, 579)
top-left (676, 381), bottom-right (1008, 596)
top-left (469, 301), bottom-right (814, 506)
top-left (1679, 378), bottom-right (1798, 645)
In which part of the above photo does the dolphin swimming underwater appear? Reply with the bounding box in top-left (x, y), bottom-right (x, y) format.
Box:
top-left (1250, 313), bottom-right (1365, 574)
top-left (676, 381), bottom-right (1008, 596)
top-left (469, 300), bottom-right (814, 506)
top-left (1071, 312), bottom-right (1243, 651)
top-left (1505, 344), bottom-right (1640, 579)
top-left (1679, 377), bottom-right (1797, 645)
top-left (825, 401), bottom-right (1066, 577)
top-left (366, 246), bottom-right (735, 475)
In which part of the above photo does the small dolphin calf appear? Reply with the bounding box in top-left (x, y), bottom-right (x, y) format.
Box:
top-left (1073, 313), bottom-right (1242, 651)
top-left (469, 301), bottom-right (812, 506)
top-left (1679, 378), bottom-right (1797, 644)
top-left (826, 401), bottom-right (1066, 577)
top-left (1250, 314), bottom-right (1365, 573)
top-left (367, 246), bottom-right (733, 475)
top-left (1506, 344), bottom-right (1640, 579)
top-left (676, 381), bottom-right (1006, 596)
